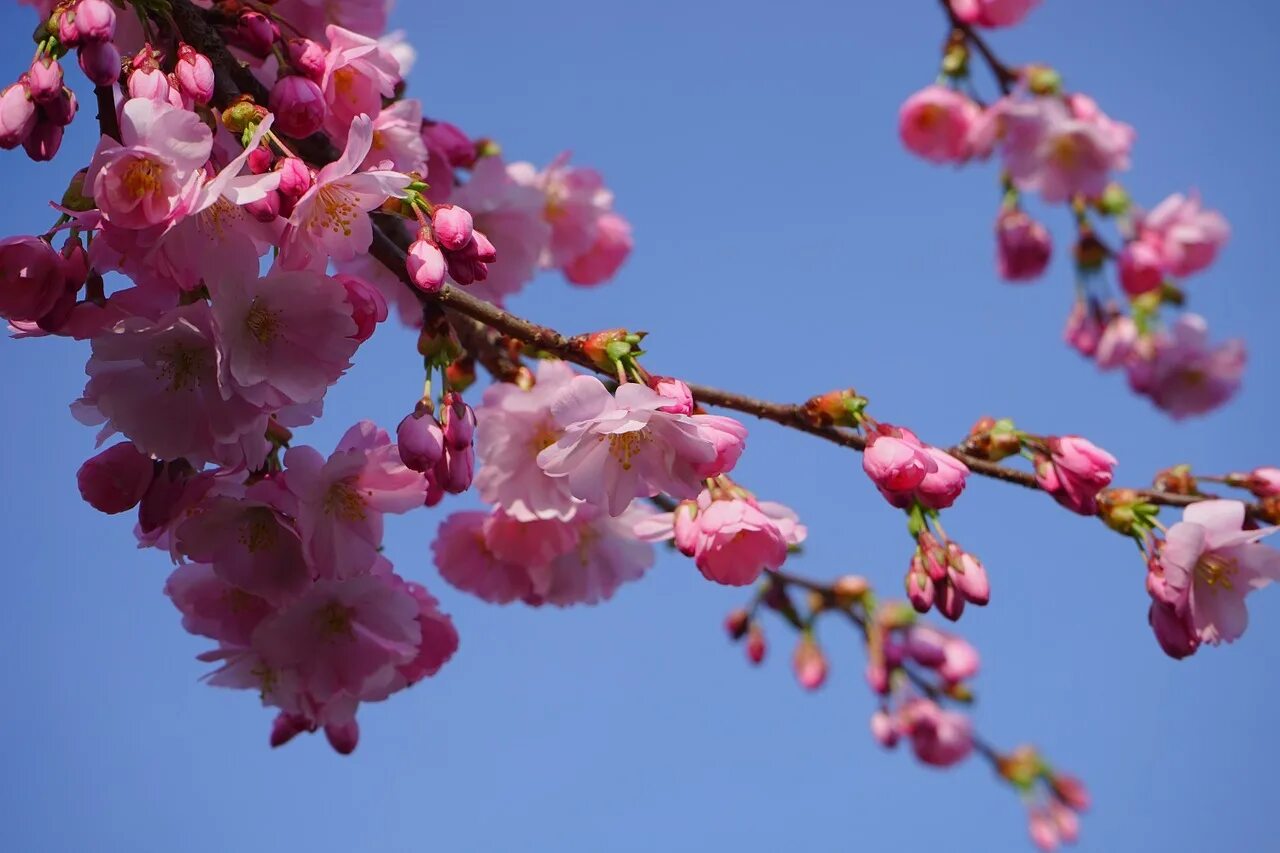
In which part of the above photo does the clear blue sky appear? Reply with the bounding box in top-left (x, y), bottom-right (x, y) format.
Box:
top-left (2, 2), bottom-right (1277, 851)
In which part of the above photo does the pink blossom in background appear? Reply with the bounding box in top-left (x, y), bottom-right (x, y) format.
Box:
top-left (1134, 192), bottom-right (1229, 278)
top-left (1000, 96), bottom-right (1132, 202)
top-left (1151, 500), bottom-right (1280, 648)
top-left (896, 697), bottom-right (974, 767)
top-left (1127, 313), bottom-right (1245, 419)
top-left (898, 85), bottom-right (979, 164)
top-left (475, 359), bottom-right (582, 521)
top-left (361, 98), bottom-right (429, 173)
top-left (950, 0), bottom-right (1041, 28)
top-left (563, 212), bottom-right (634, 286)
top-left (537, 376), bottom-right (745, 516)
top-left (433, 510), bottom-right (548, 605)
top-left (449, 156), bottom-right (551, 304)
top-left (283, 421), bottom-right (428, 576)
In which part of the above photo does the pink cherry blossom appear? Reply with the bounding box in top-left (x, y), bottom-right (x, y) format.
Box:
top-left (449, 156), bottom-right (551, 304)
top-left (76, 440), bottom-right (154, 514)
top-left (563, 212), bottom-right (633, 286)
top-left (320, 25), bottom-right (401, 141)
top-left (1135, 192), bottom-right (1229, 278)
top-left (270, 74), bottom-right (327, 139)
top-left (1000, 96), bottom-right (1131, 202)
top-left (537, 376), bottom-right (745, 516)
top-left (896, 697), bottom-right (973, 767)
top-left (793, 635), bottom-right (828, 690)
top-left (1034, 436), bottom-right (1117, 515)
top-left (1247, 468), bottom-right (1280, 498)
top-left (1127, 313), bottom-right (1245, 419)
top-left (1117, 238), bottom-right (1164, 296)
top-left (361, 99), bottom-right (429, 173)
top-left (898, 85), bottom-right (980, 164)
top-left (86, 97), bottom-right (214, 230)
top-left (283, 421), bottom-right (428, 576)
top-left (175, 479), bottom-right (311, 604)
top-left (280, 114), bottom-right (410, 271)
top-left (210, 265), bottom-right (358, 408)
top-left (689, 497), bottom-right (790, 586)
top-left (1063, 297), bottom-right (1103, 358)
top-left (1154, 500), bottom-right (1280, 647)
top-left (475, 359), bottom-right (582, 521)
top-left (74, 302), bottom-right (270, 467)
top-left (950, 0), bottom-right (1040, 28)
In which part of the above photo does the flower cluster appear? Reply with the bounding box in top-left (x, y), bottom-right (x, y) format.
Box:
top-left (899, 6), bottom-right (1244, 417)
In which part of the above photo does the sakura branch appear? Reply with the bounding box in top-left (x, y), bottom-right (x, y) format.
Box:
top-left (2, 2), bottom-right (1278, 851)
top-left (902, 0), bottom-right (1243, 420)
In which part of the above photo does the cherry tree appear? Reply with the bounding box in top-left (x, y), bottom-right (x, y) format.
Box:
top-left (2, 1), bottom-right (1276, 848)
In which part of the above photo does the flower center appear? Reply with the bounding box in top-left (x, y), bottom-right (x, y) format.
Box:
top-left (530, 422), bottom-right (559, 456)
top-left (323, 478), bottom-right (367, 521)
top-left (312, 183), bottom-right (357, 237)
top-left (199, 197), bottom-right (244, 240)
top-left (238, 507), bottom-right (279, 553)
top-left (602, 429), bottom-right (650, 471)
top-left (156, 342), bottom-right (206, 392)
top-left (1049, 134), bottom-right (1080, 167)
top-left (316, 600), bottom-right (355, 639)
top-left (123, 158), bottom-right (163, 199)
top-left (1195, 553), bottom-right (1238, 591)
top-left (251, 662), bottom-right (278, 700)
top-left (915, 103), bottom-right (943, 131)
top-left (244, 298), bottom-right (281, 345)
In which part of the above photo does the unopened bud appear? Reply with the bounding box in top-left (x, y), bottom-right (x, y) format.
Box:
top-left (803, 389), bottom-right (867, 428)
top-left (724, 609), bottom-right (750, 641)
top-left (1153, 464), bottom-right (1198, 497)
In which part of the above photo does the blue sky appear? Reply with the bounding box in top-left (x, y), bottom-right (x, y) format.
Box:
top-left (2, 1), bottom-right (1278, 851)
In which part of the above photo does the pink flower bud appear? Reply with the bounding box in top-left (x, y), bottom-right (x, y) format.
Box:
top-left (339, 274), bottom-right (387, 342)
top-left (1035, 435), bottom-right (1116, 515)
top-left (234, 11), bottom-right (278, 58)
top-left (906, 556), bottom-right (936, 613)
top-left (693, 415), bottom-right (747, 478)
top-left (724, 609), bottom-right (750, 640)
top-left (77, 442), bottom-right (154, 514)
top-left (1148, 599), bottom-right (1199, 660)
top-left (397, 411), bottom-right (445, 473)
top-left (0, 82), bottom-right (36, 149)
top-left (1118, 239), bottom-right (1165, 296)
top-left (27, 58), bottom-right (63, 104)
top-left (745, 623), bottom-right (766, 664)
top-left (649, 375), bottom-right (694, 415)
top-left (57, 11), bottom-right (82, 48)
top-left (864, 659), bottom-right (889, 694)
top-left (431, 204), bottom-right (474, 251)
top-left (78, 41), bottom-right (121, 86)
top-left (127, 67), bottom-right (170, 101)
top-left (422, 119), bottom-right (475, 168)
top-left (439, 446), bottom-right (475, 494)
top-left (898, 84), bottom-right (978, 164)
top-left (1063, 297), bottom-right (1102, 358)
top-left (1028, 809), bottom-right (1061, 852)
top-left (1048, 802), bottom-right (1079, 844)
top-left (915, 447), bottom-right (969, 510)
top-left (244, 190), bottom-right (281, 223)
top-left (996, 209), bottom-right (1052, 282)
top-left (1095, 315), bottom-right (1137, 370)
top-left (470, 229), bottom-right (498, 263)
top-left (41, 88), bottom-right (77, 127)
top-left (864, 434), bottom-right (931, 492)
top-left (672, 500), bottom-right (699, 556)
top-left (441, 392), bottom-right (476, 451)
top-left (1050, 774), bottom-right (1091, 812)
top-left (0, 235), bottom-right (65, 322)
top-left (947, 544), bottom-right (990, 605)
top-left (275, 157), bottom-right (313, 199)
top-left (324, 719), bottom-right (359, 755)
top-left (286, 38), bottom-right (326, 82)
top-left (269, 712), bottom-right (311, 748)
top-left (1248, 467), bottom-right (1280, 498)
top-left (793, 635), bottom-right (828, 691)
top-left (691, 498), bottom-right (788, 586)
top-left (407, 233), bottom-right (447, 292)
top-left (61, 239), bottom-right (89, 289)
top-left (246, 146), bottom-right (274, 175)
top-left (175, 44), bottom-right (215, 105)
top-left (74, 0), bottom-right (117, 44)
top-left (935, 579), bottom-right (966, 621)
top-left (22, 118), bottom-right (61, 161)
top-left (870, 710), bottom-right (899, 748)
top-left (563, 212), bottom-right (633, 286)
top-left (270, 75), bottom-right (326, 138)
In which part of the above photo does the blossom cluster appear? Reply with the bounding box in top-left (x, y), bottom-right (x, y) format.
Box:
top-left (898, 3), bottom-right (1243, 418)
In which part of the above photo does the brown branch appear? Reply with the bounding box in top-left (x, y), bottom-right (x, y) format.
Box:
top-left (171, 0), bottom-right (1263, 525)
top-left (94, 86), bottom-right (120, 142)
top-left (937, 0), bottom-right (1019, 95)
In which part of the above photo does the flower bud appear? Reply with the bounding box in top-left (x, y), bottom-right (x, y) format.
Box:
top-left (793, 635), bottom-right (827, 690)
top-left (41, 88), bottom-right (77, 127)
top-left (270, 75), bottom-right (325, 138)
top-left (802, 388), bottom-right (867, 428)
top-left (935, 579), bottom-right (966, 621)
top-left (324, 719), bottom-right (359, 755)
top-left (0, 82), bottom-right (36, 149)
top-left (863, 433), bottom-right (930, 492)
top-left (832, 574), bottom-right (870, 602)
top-left (397, 411), bottom-right (445, 473)
top-left (339, 274), bottom-right (387, 342)
top-left (27, 58), bottom-right (63, 104)
top-left (1028, 809), bottom-right (1061, 852)
top-left (57, 10), bottom-right (82, 48)
top-left (946, 544), bottom-right (990, 605)
top-left (22, 117), bottom-right (61, 161)
top-left (275, 157), bottom-right (313, 199)
top-left (870, 710), bottom-right (899, 748)
top-left (430, 204), bottom-right (474, 251)
top-left (422, 119), bottom-right (476, 168)
top-left (441, 392), bottom-right (475, 451)
top-left (269, 712), bottom-right (311, 748)
top-left (996, 209), bottom-right (1052, 282)
top-left (1118, 239), bottom-right (1164, 296)
top-left (672, 500), bottom-right (698, 556)
top-left (127, 67), bottom-right (170, 101)
top-left (407, 232), bottom-right (447, 292)
top-left (1050, 773), bottom-right (1091, 812)
top-left (74, 0), bottom-right (117, 43)
top-left (77, 442), bottom-right (154, 514)
top-left (175, 44), bottom-right (215, 105)
top-left (745, 623), bottom-right (766, 664)
top-left (222, 98), bottom-right (266, 135)
top-left (234, 11), bottom-right (278, 58)
top-left (286, 38), bottom-right (326, 81)
top-left (724, 609), bottom-right (750, 641)
top-left (439, 446), bottom-right (475, 494)
top-left (77, 40), bottom-right (121, 86)
top-left (906, 555), bottom-right (936, 613)
top-left (1153, 464), bottom-right (1198, 496)
top-left (1247, 467), bottom-right (1280, 498)
top-left (244, 190), bottom-right (281, 223)
top-left (61, 237), bottom-right (89, 288)
top-left (648, 375), bottom-right (694, 415)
